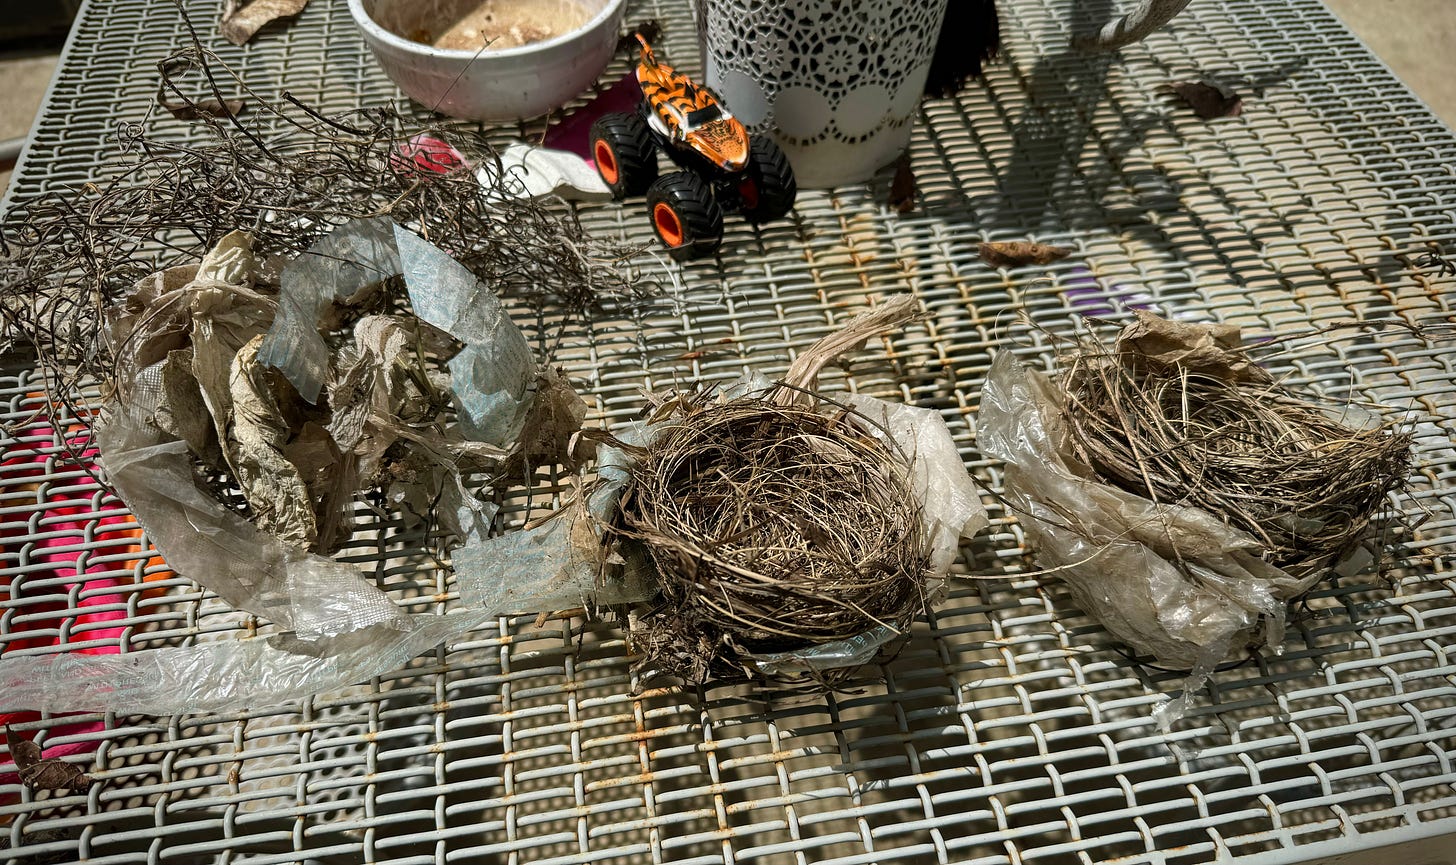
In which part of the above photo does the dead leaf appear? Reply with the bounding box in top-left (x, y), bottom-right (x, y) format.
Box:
top-left (1168, 81), bottom-right (1243, 119)
top-left (889, 154), bottom-right (917, 214)
top-left (1116, 309), bottom-right (1263, 383)
top-left (510, 368), bottom-right (589, 470)
top-left (220, 0), bottom-right (310, 45)
top-left (617, 19), bottom-right (663, 53)
top-left (5, 727), bottom-right (93, 792)
top-left (160, 97), bottom-right (247, 121)
top-left (978, 241), bottom-right (1073, 267)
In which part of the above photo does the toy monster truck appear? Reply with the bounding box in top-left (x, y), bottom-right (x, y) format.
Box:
top-left (589, 35), bottom-right (797, 261)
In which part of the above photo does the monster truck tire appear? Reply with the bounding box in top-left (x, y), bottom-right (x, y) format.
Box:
top-left (738, 135), bottom-right (797, 225)
top-left (591, 112), bottom-right (658, 199)
top-left (645, 172), bottom-right (724, 261)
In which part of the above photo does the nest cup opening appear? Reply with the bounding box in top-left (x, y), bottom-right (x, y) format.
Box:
top-left (1059, 321), bottom-right (1414, 585)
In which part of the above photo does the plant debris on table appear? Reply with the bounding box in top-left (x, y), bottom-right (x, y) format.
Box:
top-left (220, 0), bottom-right (310, 45)
top-left (889, 153), bottom-right (917, 214)
top-left (4, 728), bottom-right (92, 792)
top-left (979, 241), bottom-right (1073, 267)
top-left (1167, 80), bottom-right (1243, 119)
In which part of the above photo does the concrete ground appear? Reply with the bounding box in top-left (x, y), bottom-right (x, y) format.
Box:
top-left (0, 3), bottom-right (1453, 197)
top-left (1324, 0), bottom-right (1456, 124)
top-left (0, 52), bottom-right (57, 195)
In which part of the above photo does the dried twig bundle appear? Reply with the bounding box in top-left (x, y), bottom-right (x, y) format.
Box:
top-left (1059, 311), bottom-right (1413, 585)
top-left (0, 43), bottom-right (646, 443)
top-left (614, 394), bottom-right (931, 683)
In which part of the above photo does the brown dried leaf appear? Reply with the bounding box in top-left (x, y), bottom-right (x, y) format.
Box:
top-left (511, 368), bottom-right (590, 469)
top-left (161, 97), bottom-right (247, 121)
top-left (889, 154), bottom-right (917, 214)
top-left (6, 727), bottom-right (93, 792)
top-left (1168, 81), bottom-right (1243, 120)
top-left (978, 241), bottom-right (1073, 267)
top-left (220, 0), bottom-right (310, 45)
top-left (1116, 309), bottom-right (1262, 383)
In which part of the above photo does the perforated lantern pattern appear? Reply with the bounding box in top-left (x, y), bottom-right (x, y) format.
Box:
top-left (703, 0), bottom-right (949, 186)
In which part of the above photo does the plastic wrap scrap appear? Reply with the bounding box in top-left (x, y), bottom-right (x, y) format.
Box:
top-left (978, 352), bottom-right (1308, 726)
top-left (453, 422), bottom-right (659, 616)
top-left (395, 133), bottom-right (611, 203)
top-left (0, 220), bottom-right (574, 716)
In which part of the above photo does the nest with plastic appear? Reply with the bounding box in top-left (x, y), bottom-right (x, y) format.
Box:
top-left (981, 311), bottom-right (1416, 679)
top-left (0, 45), bottom-right (652, 547)
top-left (598, 297), bottom-right (989, 686)
top-left (1060, 315), bottom-right (1413, 585)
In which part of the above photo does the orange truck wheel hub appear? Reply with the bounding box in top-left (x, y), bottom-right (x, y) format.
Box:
top-left (653, 202), bottom-right (685, 246)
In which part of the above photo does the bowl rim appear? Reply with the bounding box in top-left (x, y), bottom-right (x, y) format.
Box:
top-left (346, 0), bottom-right (626, 59)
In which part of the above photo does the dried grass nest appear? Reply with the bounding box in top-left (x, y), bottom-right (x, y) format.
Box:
top-left (604, 297), bottom-right (943, 685)
top-left (611, 393), bottom-right (931, 684)
top-left (1060, 312), bottom-right (1413, 585)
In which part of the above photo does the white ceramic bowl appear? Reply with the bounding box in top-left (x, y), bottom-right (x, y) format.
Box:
top-left (348, 0), bottom-right (626, 122)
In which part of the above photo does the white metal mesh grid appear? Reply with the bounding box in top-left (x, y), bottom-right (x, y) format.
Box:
top-left (2, 0), bottom-right (1456, 863)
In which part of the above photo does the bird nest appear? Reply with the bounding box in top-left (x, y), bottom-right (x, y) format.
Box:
top-left (1060, 311), bottom-right (1413, 585)
top-left (612, 393), bottom-right (931, 684)
top-left (596, 295), bottom-right (981, 686)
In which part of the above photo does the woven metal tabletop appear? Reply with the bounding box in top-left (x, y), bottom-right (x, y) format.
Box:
top-left (3, 0), bottom-right (1456, 863)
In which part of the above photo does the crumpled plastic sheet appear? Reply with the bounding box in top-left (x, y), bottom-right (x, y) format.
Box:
top-left (97, 406), bottom-right (409, 642)
top-left (497, 142), bottom-right (613, 202)
top-left (752, 625), bottom-right (900, 676)
top-left (0, 221), bottom-right (548, 717)
top-left (257, 218), bottom-right (401, 404)
top-left (453, 423), bottom-right (660, 615)
top-left (228, 334), bottom-right (323, 549)
top-left (259, 217), bottom-right (537, 444)
top-left (978, 352), bottom-right (1311, 728)
top-left (0, 428), bottom-right (515, 718)
top-left (0, 614), bottom-right (474, 716)
top-left (258, 218), bottom-right (537, 440)
top-left (843, 394), bottom-right (988, 576)
top-left (394, 225), bottom-right (537, 445)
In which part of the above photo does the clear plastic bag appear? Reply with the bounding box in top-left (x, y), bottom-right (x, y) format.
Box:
top-left (0, 221), bottom-right (547, 716)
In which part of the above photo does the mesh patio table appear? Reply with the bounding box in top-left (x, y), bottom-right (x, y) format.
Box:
top-left (3, 1), bottom-right (1456, 863)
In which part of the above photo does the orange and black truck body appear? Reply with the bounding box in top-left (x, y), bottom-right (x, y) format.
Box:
top-left (590, 36), bottom-right (797, 260)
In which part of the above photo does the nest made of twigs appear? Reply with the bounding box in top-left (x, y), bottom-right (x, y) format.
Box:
top-left (1058, 319), bottom-right (1413, 584)
top-left (611, 391), bottom-right (931, 684)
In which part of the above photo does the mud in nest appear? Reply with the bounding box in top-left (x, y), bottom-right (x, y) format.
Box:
top-left (612, 393), bottom-right (932, 685)
top-left (1059, 311), bottom-right (1414, 584)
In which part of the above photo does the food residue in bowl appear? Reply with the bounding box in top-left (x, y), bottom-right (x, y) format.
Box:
top-left (403, 0), bottom-right (593, 51)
